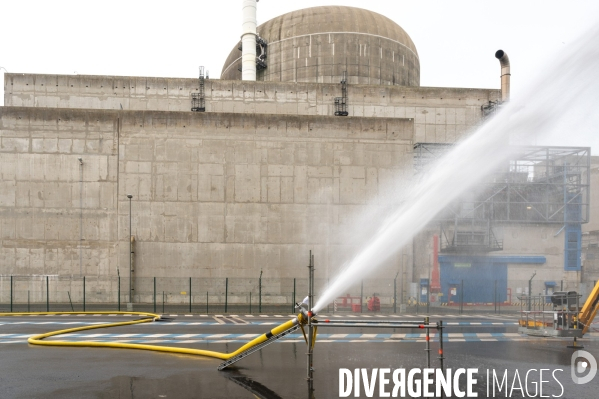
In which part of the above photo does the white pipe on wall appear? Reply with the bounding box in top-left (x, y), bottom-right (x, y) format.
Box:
top-left (242, 0), bottom-right (258, 81)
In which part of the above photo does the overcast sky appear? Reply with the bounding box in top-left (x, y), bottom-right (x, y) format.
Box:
top-left (2, 0), bottom-right (599, 106)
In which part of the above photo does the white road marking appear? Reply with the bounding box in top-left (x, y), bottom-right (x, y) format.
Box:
top-left (329, 334), bottom-right (348, 338)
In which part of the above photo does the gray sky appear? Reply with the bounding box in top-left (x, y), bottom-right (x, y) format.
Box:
top-left (2, 0), bottom-right (599, 105)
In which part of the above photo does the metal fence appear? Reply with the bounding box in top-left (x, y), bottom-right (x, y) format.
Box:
top-left (0, 275), bottom-right (596, 315)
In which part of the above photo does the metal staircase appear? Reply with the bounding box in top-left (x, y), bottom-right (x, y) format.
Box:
top-left (334, 71), bottom-right (349, 116)
top-left (191, 66), bottom-right (206, 112)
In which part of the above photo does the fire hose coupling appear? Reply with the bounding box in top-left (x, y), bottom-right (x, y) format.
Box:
top-left (296, 296), bottom-right (317, 325)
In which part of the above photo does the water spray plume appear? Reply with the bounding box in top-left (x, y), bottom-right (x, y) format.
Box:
top-left (314, 23), bottom-right (599, 312)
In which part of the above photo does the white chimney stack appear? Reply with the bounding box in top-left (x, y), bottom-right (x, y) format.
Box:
top-left (241, 0), bottom-right (258, 81)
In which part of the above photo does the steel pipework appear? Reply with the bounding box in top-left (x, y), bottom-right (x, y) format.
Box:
top-left (495, 49), bottom-right (510, 102)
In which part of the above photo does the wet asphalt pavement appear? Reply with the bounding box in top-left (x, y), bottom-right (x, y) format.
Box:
top-left (0, 313), bottom-right (597, 399)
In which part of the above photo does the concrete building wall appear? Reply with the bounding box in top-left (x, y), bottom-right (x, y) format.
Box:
top-left (502, 225), bottom-right (569, 282)
top-left (1, 106), bottom-right (414, 279)
top-left (5, 72), bottom-right (583, 291)
top-left (4, 74), bottom-right (500, 144)
top-left (0, 107), bottom-right (118, 276)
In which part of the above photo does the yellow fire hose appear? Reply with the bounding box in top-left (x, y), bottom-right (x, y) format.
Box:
top-left (0, 311), bottom-right (303, 361)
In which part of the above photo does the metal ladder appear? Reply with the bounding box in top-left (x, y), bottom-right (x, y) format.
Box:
top-left (217, 324), bottom-right (300, 370)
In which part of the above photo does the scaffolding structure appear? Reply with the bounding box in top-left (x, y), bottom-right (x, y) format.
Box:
top-left (191, 66), bottom-right (206, 112)
top-left (414, 144), bottom-right (591, 253)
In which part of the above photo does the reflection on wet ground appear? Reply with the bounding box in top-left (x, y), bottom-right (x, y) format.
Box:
top-left (0, 315), bottom-right (597, 398)
top-left (227, 372), bottom-right (284, 399)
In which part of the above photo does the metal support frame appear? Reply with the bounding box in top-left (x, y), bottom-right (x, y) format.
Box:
top-left (432, 146), bottom-right (591, 225)
top-left (256, 36), bottom-right (268, 70)
top-left (315, 317), bottom-right (446, 382)
top-left (438, 321), bottom-right (445, 375)
top-left (414, 145), bottom-right (591, 254)
top-left (236, 36), bottom-right (268, 72)
top-left (305, 265), bottom-right (446, 397)
top-left (334, 71), bottom-right (349, 116)
top-left (191, 66), bottom-right (206, 112)
top-left (518, 291), bottom-right (583, 339)
top-left (425, 316), bottom-right (431, 368)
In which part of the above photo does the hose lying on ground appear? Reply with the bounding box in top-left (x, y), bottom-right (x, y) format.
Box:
top-left (0, 311), bottom-right (299, 361)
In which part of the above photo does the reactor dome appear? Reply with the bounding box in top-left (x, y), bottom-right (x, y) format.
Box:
top-left (220, 6), bottom-right (420, 86)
